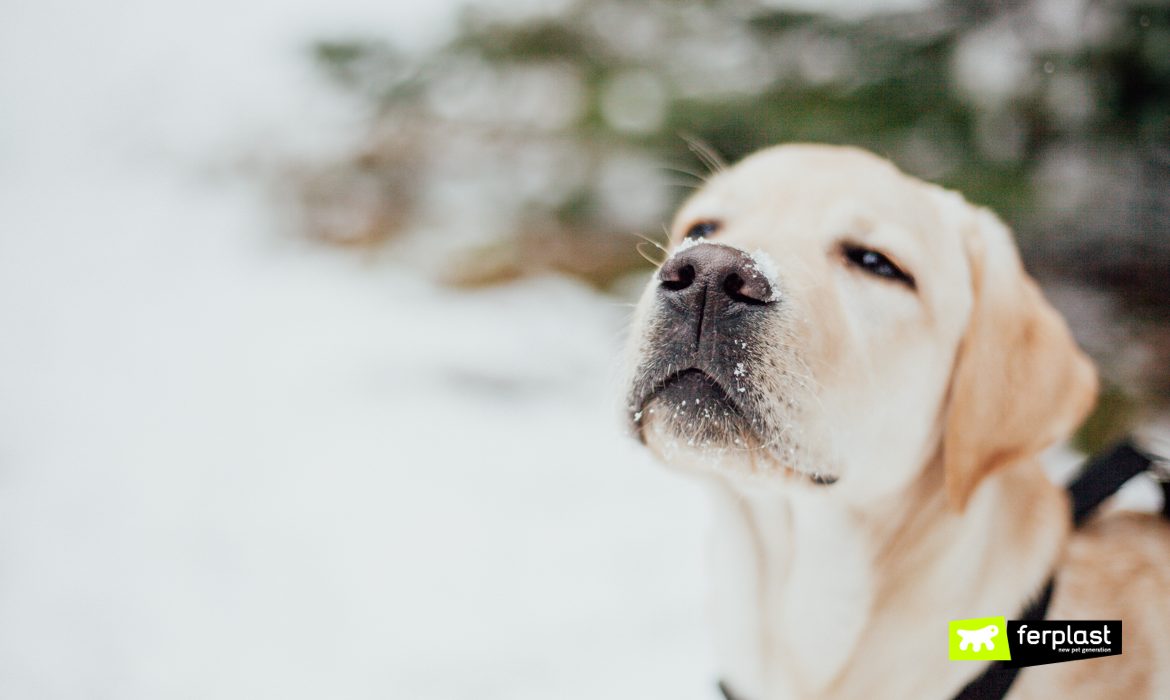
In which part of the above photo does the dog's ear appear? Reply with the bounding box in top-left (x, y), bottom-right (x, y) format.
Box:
top-left (943, 209), bottom-right (1098, 511)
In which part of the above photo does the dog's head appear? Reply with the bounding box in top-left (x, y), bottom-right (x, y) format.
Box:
top-left (625, 144), bottom-right (1097, 509)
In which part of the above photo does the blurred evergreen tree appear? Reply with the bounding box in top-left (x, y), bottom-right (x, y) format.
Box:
top-left (310, 0), bottom-right (1166, 283)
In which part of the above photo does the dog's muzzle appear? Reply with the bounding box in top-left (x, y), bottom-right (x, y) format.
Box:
top-left (628, 243), bottom-right (778, 437)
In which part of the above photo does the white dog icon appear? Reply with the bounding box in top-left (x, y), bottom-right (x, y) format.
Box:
top-left (956, 624), bottom-right (999, 652)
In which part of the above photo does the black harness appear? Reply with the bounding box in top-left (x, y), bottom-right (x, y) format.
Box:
top-left (719, 439), bottom-right (1169, 700)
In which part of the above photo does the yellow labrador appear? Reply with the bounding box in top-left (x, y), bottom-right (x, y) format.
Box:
top-left (623, 144), bottom-right (1170, 699)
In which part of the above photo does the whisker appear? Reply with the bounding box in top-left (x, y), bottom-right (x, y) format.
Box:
top-left (679, 132), bottom-right (728, 174)
top-left (631, 231), bottom-right (669, 253)
top-left (637, 241), bottom-right (667, 267)
top-left (660, 223), bottom-right (676, 248)
top-left (658, 164), bottom-right (710, 184)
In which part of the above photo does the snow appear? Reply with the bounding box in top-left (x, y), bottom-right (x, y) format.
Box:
top-left (673, 235), bottom-right (708, 254)
top-left (749, 249), bottom-right (782, 302)
top-left (0, 2), bottom-right (715, 698)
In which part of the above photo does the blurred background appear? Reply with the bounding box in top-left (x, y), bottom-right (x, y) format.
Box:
top-left (1, 0), bottom-right (1167, 698)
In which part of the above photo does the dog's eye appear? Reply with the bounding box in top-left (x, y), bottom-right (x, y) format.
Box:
top-left (842, 244), bottom-right (915, 288)
top-left (684, 220), bottom-right (720, 240)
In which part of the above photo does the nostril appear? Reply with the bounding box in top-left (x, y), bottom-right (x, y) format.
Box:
top-left (723, 272), bottom-right (745, 298)
top-left (724, 271), bottom-right (771, 305)
top-left (660, 263), bottom-right (696, 291)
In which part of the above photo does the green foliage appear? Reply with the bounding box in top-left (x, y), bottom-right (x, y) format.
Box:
top-left (309, 1), bottom-right (1168, 284)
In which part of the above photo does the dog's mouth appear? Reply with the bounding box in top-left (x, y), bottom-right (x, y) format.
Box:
top-left (632, 367), bottom-right (752, 443)
top-left (631, 367), bottom-right (839, 486)
top-left (638, 368), bottom-right (741, 416)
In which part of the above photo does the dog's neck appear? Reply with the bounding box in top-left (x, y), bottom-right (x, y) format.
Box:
top-left (707, 458), bottom-right (1069, 700)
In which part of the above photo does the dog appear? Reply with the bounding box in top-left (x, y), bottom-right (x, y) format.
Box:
top-left (956, 624), bottom-right (999, 653)
top-left (623, 144), bottom-right (1170, 699)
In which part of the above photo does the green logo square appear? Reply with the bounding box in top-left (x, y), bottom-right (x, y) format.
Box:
top-left (949, 616), bottom-right (1011, 661)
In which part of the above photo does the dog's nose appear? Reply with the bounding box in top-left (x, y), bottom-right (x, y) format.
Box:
top-left (658, 244), bottom-right (774, 306)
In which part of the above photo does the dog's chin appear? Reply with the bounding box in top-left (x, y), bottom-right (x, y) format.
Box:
top-left (637, 368), bottom-right (749, 443)
top-left (634, 370), bottom-right (838, 485)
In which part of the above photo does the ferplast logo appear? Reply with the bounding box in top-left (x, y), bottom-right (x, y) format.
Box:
top-left (1017, 623), bottom-right (1114, 650)
top-left (949, 617), bottom-right (1122, 668)
top-left (949, 616), bottom-right (1011, 661)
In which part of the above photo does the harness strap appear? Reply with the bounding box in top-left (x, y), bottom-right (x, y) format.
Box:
top-left (951, 439), bottom-right (1162, 700)
top-left (718, 583), bottom-right (1059, 700)
top-left (717, 438), bottom-right (1167, 700)
top-left (1068, 440), bottom-right (1163, 526)
top-left (950, 580), bottom-right (1054, 700)
top-left (717, 680), bottom-right (743, 700)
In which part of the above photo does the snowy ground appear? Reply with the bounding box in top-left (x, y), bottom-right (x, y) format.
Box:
top-left (0, 2), bottom-right (715, 698)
